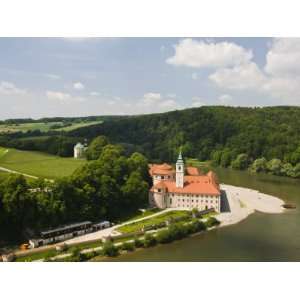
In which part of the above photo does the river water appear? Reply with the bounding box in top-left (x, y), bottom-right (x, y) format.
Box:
top-left (106, 168), bottom-right (300, 261)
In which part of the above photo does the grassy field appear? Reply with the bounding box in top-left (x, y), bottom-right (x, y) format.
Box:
top-left (55, 121), bottom-right (103, 132)
top-left (186, 158), bottom-right (212, 173)
top-left (0, 147), bottom-right (8, 158)
top-left (0, 122), bottom-right (62, 133)
top-left (0, 120), bottom-right (103, 133)
top-left (0, 147), bottom-right (86, 179)
top-left (0, 170), bottom-right (10, 180)
top-left (116, 210), bottom-right (191, 234)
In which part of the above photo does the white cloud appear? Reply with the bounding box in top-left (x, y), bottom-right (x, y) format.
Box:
top-left (262, 76), bottom-right (300, 101)
top-left (166, 38), bottom-right (253, 68)
top-left (45, 74), bottom-right (61, 80)
top-left (46, 91), bottom-right (71, 101)
top-left (265, 38), bottom-right (300, 76)
top-left (0, 81), bottom-right (26, 95)
top-left (191, 72), bottom-right (198, 80)
top-left (208, 38), bottom-right (300, 104)
top-left (46, 91), bottom-right (86, 103)
top-left (218, 94), bottom-right (233, 105)
top-left (73, 82), bottom-right (85, 90)
top-left (209, 62), bottom-right (266, 90)
top-left (191, 96), bottom-right (206, 107)
top-left (89, 91), bottom-right (100, 96)
top-left (159, 99), bottom-right (178, 108)
top-left (166, 93), bottom-right (177, 98)
top-left (140, 92), bottom-right (162, 106)
top-left (138, 92), bottom-right (181, 112)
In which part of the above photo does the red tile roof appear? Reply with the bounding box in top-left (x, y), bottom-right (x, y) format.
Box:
top-left (149, 163), bottom-right (175, 176)
top-left (151, 172), bottom-right (220, 196)
top-left (186, 166), bottom-right (200, 176)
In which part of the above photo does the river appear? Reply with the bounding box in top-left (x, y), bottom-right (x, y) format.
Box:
top-left (105, 168), bottom-right (300, 261)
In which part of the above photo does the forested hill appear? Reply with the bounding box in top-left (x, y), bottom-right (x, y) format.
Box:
top-left (68, 106), bottom-right (300, 163)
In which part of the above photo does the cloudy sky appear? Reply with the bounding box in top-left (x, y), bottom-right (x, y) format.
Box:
top-left (0, 37), bottom-right (300, 119)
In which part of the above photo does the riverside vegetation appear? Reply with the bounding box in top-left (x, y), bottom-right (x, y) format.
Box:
top-left (23, 216), bottom-right (220, 262)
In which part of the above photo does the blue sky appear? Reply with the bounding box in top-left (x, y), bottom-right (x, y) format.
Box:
top-left (0, 37), bottom-right (299, 119)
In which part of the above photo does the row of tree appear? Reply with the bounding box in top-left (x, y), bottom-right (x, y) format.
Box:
top-left (0, 135), bottom-right (83, 157)
top-left (211, 150), bottom-right (300, 178)
top-left (0, 141), bottom-right (150, 243)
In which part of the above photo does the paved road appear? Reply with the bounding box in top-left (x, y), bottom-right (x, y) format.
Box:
top-left (65, 208), bottom-right (180, 245)
top-left (0, 166), bottom-right (39, 179)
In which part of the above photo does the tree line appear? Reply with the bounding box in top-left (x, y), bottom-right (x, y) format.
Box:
top-left (67, 106), bottom-right (300, 177)
top-left (211, 150), bottom-right (300, 178)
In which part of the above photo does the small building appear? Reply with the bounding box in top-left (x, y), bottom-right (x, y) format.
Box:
top-left (149, 152), bottom-right (221, 212)
top-left (74, 142), bottom-right (85, 159)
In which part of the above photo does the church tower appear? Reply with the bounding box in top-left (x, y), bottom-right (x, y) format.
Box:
top-left (176, 151), bottom-right (184, 188)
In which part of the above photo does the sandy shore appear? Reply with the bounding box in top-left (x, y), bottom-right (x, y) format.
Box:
top-left (216, 184), bottom-right (285, 227)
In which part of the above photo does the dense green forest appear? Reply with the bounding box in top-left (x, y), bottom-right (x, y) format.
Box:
top-left (66, 106), bottom-right (300, 177)
top-left (0, 142), bottom-right (150, 243)
top-left (1, 106), bottom-right (300, 177)
top-left (67, 106), bottom-right (300, 161)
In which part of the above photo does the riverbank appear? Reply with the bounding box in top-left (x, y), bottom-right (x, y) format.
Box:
top-left (216, 184), bottom-right (285, 227)
top-left (8, 183), bottom-right (286, 262)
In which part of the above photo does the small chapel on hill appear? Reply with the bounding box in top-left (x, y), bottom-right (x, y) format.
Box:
top-left (149, 152), bottom-right (221, 212)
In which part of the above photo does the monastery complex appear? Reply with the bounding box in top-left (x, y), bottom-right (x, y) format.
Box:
top-left (149, 153), bottom-right (221, 212)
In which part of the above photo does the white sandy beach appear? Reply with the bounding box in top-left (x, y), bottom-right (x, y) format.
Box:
top-left (216, 184), bottom-right (285, 227)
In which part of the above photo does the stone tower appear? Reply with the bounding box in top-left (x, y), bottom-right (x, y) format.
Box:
top-left (176, 151), bottom-right (184, 188)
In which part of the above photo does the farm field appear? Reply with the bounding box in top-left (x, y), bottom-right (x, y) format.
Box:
top-left (55, 121), bottom-right (103, 132)
top-left (0, 122), bottom-right (62, 133)
top-left (0, 147), bottom-right (86, 179)
top-left (0, 120), bottom-right (103, 133)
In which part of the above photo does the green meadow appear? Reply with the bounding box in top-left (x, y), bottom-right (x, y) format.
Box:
top-left (116, 210), bottom-right (191, 234)
top-left (0, 147), bottom-right (86, 179)
top-left (0, 120), bottom-right (102, 133)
